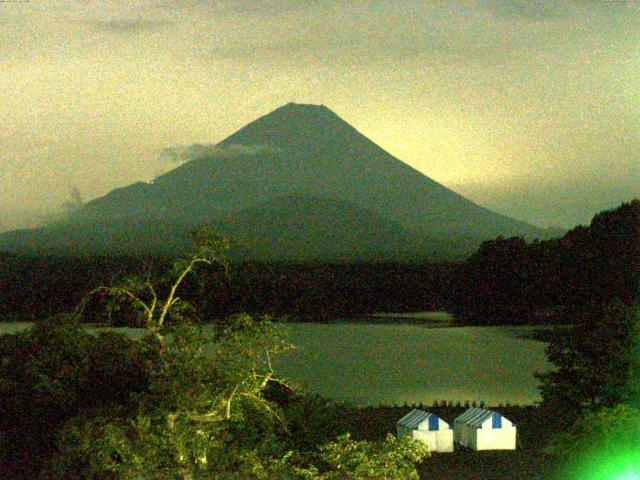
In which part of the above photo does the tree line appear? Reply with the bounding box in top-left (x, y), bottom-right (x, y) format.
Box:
top-left (454, 199), bottom-right (640, 325)
top-left (1, 198), bottom-right (639, 478)
top-left (517, 199), bottom-right (640, 478)
top-left (2, 199), bottom-right (637, 328)
top-left (0, 255), bottom-right (458, 324)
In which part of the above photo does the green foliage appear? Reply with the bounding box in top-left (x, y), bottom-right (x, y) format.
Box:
top-left (456, 199), bottom-right (640, 325)
top-left (292, 433), bottom-right (430, 480)
top-left (2, 314), bottom-right (433, 479)
top-left (541, 304), bottom-right (640, 478)
top-left (2, 231), bottom-right (435, 479)
top-left (74, 227), bottom-right (232, 330)
top-left (282, 396), bottom-right (356, 451)
top-left (549, 404), bottom-right (640, 479)
top-left (621, 307), bottom-right (640, 407)
top-left (187, 227), bottom-right (231, 274)
top-left (0, 316), bottom-right (151, 415)
top-left (536, 301), bottom-right (640, 422)
top-left (0, 315), bottom-right (153, 477)
top-left (42, 231), bottom-right (297, 478)
top-left (456, 236), bottom-right (535, 323)
top-left (2, 252), bottom-right (456, 324)
top-left (46, 313), bottom-right (293, 480)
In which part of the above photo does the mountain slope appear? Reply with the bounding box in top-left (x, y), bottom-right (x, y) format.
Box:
top-left (0, 103), bottom-right (546, 259)
top-left (211, 195), bottom-right (443, 261)
top-left (0, 196), bottom-right (462, 260)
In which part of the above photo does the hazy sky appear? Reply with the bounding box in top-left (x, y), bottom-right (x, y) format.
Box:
top-left (1, 0), bottom-right (638, 231)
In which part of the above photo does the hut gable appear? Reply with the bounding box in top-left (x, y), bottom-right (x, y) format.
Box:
top-left (453, 408), bottom-right (516, 450)
top-left (397, 409), bottom-right (454, 452)
top-left (398, 409), bottom-right (451, 431)
top-left (455, 407), bottom-right (513, 430)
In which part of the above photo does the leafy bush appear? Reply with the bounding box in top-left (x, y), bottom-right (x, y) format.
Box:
top-left (43, 314), bottom-right (293, 479)
top-left (0, 316), bottom-right (153, 477)
top-left (292, 433), bottom-right (430, 480)
top-left (550, 404), bottom-right (640, 479)
top-left (282, 395), bottom-right (356, 451)
top-left (536, 301), bottom-right (640, 423)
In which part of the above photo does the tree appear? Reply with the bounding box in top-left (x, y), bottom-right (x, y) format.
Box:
top-left (588, 199), bottom-right (640, 304)
top-left (544, 307), bottom-right (640, 479)
top-left (46, 314), bottom-right (295, 480)
top-left (3, 229), bottom-right (432, 479)
top-left (536, 301), bottom-right (640, 424)
top-left (454, 236), bottom-right (537, 325)
top-left (44, 229), bottom-right (297, 479)
top-left (290, 433), bottom-right (429, 480)
top-left (548, 404), bottom-right (640, 480)
top-left (0, 316), bottom-right (153, 478)
top-left (621, 307), bottom-right (640, 407)
top-left (75, 228), bottom-right (231, 332)
top-left (454, 199), bottom-right (640, 326)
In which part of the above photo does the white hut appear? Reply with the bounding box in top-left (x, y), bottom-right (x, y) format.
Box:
top-left (397, 409), bottom-right (454, 452)
top-left (454, 408), bottom-right (516, 450)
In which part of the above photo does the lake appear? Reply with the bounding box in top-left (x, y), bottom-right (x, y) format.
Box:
top-left (276, 322), bottom-right (553, 406)
top-left (1, 317), bottom-right (554, 407)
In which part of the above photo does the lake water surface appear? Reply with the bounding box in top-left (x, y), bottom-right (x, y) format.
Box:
top-left (1, 319), bottom-right (554, 406)
top-left (276, 322), bottom-right (553, 406)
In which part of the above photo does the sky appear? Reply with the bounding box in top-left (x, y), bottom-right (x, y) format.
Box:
top-left (1, 0), bottom-right (638, 231)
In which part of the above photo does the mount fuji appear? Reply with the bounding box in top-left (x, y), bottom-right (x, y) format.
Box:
top-left (0, 103), bottom-right (545, 260)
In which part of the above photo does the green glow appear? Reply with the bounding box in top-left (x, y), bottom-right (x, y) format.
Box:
top-left (612, 467), bottom-right (640, 480)
top-left (569, 450), bottom-right (640, 480)
top-left (553, 439), bottom-right (640, 480)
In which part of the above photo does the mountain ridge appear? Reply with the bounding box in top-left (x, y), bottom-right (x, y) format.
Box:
top-left (0, 103), bottom-right (547, 260)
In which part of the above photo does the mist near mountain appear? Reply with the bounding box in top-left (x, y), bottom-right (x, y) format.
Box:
top-left (0, 103), bottom-right (548, 260)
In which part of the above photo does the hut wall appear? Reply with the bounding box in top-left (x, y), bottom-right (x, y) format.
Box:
top-left (476, 427), bottom-right (516, 450)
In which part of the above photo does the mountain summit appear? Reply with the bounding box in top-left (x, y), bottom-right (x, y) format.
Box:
top-left (219, 102), bottom-right (365, 152)
top-left (0, 104), bottom-right (545, 260)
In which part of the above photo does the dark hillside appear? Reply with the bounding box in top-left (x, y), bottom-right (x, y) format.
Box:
top-left (455, 198), bottom-right (640, 324)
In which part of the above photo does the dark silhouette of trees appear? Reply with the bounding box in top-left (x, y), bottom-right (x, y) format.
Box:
top-left (454, 236), bottom-right (534, 323)
top-left (535, 301), bottom-right (640, 422)
top-left (454, 199), bottom-right (640, 325)
top-left (1, 254), bottom-right (457, 324)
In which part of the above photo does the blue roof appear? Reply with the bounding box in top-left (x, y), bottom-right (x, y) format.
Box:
top-left (397, 409), bottom-right (450, 431)
top-left (455, 408), bottom-right (508, 429)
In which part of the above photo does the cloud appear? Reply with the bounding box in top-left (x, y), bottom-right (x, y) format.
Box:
top-left (207, 0), bottom-right (639, 68)
top-left (213, 0), bottom-right (329, 17)
top-left (482, 0), bottom-right (570, 21)
top-left (159, 144), bottom-right (279, 164)
top-left (91, 17), bottom-right (174, 33)
top-left (484, 0), bottom-right (640, 26)
top-left (197, 2), bottom-right (569, 67)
